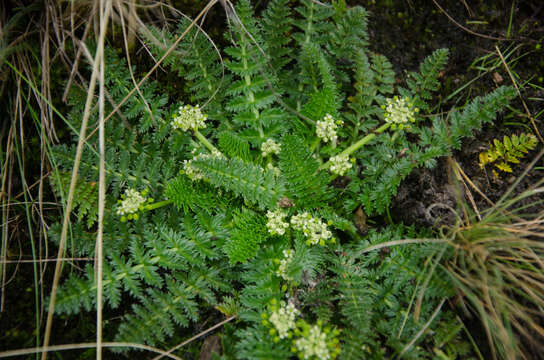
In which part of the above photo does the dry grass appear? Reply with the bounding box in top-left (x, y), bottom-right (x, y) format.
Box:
top-left (0, 0), bottom-right (227, 358)
top-left (444, 151), bottom-right (544, 360)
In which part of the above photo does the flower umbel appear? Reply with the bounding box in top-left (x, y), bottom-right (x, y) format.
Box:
top-left (183, 159), bottom-right (204, 181)
top-left (266, 300), bottom-right (299, 340)
top-left (116, 189), bottom-right (153, 221)
top-left (291, 212), bottom-right (332, 246)
top-left (382, 96), bottom-right (418, 130)
top-left (171, 104), bottom-right (208, 131)
top-left (293, 321), bottom-right (340, 360)
top-left (316, 114), bottom-right (342, 143)
top-left (328, 155), bottom-right (352, 176)
top-left (261, 138), bottom-right (281, 157)
top-left (267, 163), bottom-right (281, 177)
top-left (276, 249), bottom-right (295, 281)
top-left (183, 150), bottom-right (224, 181)
top-left (266, 209), bottom-right (289, 236)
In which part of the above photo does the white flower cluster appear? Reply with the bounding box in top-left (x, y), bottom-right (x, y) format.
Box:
top-left (382, 96), bottom-right (418, 129)
top-left (261, 138), bottom-right (281, 157)
top-left (183, 149), bottom-right (223, 181)
top-left (276, 249), bottom-right (294, 281)
top-left (269, 301), bottom-right (299, 339)
top-left (294, 324), bottom-right (331, 360)
top-left (267, 163), bottom-right (281, 177)
top-left (171, 104), bottom-right (208, 131)
top-left (316, 114), bottom-right (342, 143)
top-left (265, 211), bottom-right (333, 246)
top-left (328, 154), bottom-right (352, 176)
top-left (291, 213), bottom-right (332, 246)
top-left (183, 158), bottom-right (204, 181)
top-left (266, 209), bottom-right (289, 235)
top-left (116, 189), bottom-right (147, 216)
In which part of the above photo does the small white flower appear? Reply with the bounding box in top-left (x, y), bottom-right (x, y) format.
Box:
top-left (328, 154), bottom-right (352, 176)
top-left (269, 301), bottom-right (299, 339)
top-left (261, 138), bottom-right (281, 157)
top-left (183, 150), bottom-right (224, 181)
top-left (291, 213), bottom-right (332, 246)
top-left (172, 104), bottom-right (208, 131)
top-left (210, 149), bottom-right (224, 158)
top-left (276, 249), bottom-right (294, 281)
top-left (316, 114), bottom-right (342, 143)
top-left (266, 209), bottom-right (289, 235)
top-left (382, 96), bottom-right (418, 129)
top-left (295, 324), bottom-right (331, 360)
top-left (183, 159), bottom-right (204, 181)
top-left (266, 163), bottom-right (281, 177)
top-left (116, 189), bottom-right (147, 216)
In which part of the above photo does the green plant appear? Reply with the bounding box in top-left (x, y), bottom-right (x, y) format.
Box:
top-left (46, 0), bottom-right (517, 358)
top-left (479, 133), bottom-right (538, 175)
top-left (49, 171), bottom-right (99, 228)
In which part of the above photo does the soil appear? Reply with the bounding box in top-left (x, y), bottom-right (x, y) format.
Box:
top-left (362, 0), bottom-right (544, 227)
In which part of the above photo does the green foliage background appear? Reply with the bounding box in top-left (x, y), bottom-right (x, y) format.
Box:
top-left (45, 0), bottom-right (517, 358)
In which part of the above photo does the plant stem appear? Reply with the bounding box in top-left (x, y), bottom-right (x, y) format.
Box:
top-left (310, 137), bottom-right (321, 152)
top-left (339, 123), bottom-right (390, 157)
top-left (385, 206), bottom-right (394, 225)
top-left (319, 123), bottom-right (390, 170)
top-left (146, 199), bottom-right (173, 211)
top-left (194, 129), bottom-right (219, 154)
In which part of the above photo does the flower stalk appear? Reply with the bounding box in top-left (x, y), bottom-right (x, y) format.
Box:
top-left (319, 123), bottom-right (390, 171)
top-left (144, 199), bottom-right (173, 211)
top-left (194, 129), bottom-right (219, 154)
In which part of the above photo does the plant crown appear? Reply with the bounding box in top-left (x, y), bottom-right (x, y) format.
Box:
top-left (50, 0), bottom-right (515, 358)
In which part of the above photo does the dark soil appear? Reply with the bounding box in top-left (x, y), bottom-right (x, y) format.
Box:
top-left (363, 0), bottom-right (544, 226)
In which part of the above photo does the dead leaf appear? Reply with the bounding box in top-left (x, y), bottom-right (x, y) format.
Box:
top-left (277, 196), bottom-right (295, 208)
top-left (493, 72), bottom-right (503, 84)
top-left (199, 334), bottom-right (221, 360)
top-left (354, 206), bottom-right (368, 235)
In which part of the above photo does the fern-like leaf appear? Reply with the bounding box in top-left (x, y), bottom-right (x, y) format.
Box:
top-left (447, 86), bottom-right (517, 150)
top-left (262, 0), bottom-right (293, 72)
top-left (370, 53), bottom-right (395, 96)
top-left (479, 132), bottom-right (537, 173)
top-left (329, 6), bottom-right (369, 59)
top-left (279, 134), bottom-right (331, 209)
top-left (191, 156), bottom-right (283, 209)
top-left (115, 282), bottom-right (197, 345)
top-left (164, 173), bottom-right (221, 213)
top-left (218, 131), bottom-right (251, 161)
top-left (406, 48), bottom-right (449, 111)
top-left (49, 171), bottom-right (98, 228)
top-left (223, 208), bottom-right (268, 263)
top-left (293, 0), bottom-right (335, 46)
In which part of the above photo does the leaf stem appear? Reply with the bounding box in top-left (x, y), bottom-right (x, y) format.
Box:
top-left (339, 123), bottom-right (390, 157)
top-left (146, 199), bottom-right (173, 211)
top-left (319, 123), bottom-right (390, 170)
top-left (310, 137), bottom-right (321, 152)
top-left (194, 129), bottom-right (219, 153)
